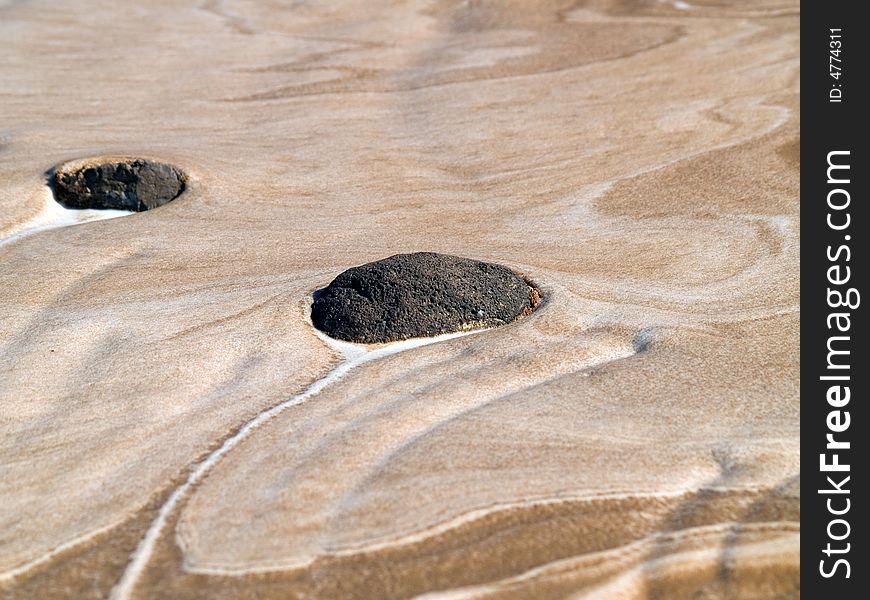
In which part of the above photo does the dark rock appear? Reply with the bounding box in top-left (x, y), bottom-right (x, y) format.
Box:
top-left (312, 252), bottom-right (540, 343)
top-left (52, 159), bottom-right (186, 211)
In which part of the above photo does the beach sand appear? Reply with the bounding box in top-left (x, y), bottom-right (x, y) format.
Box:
top-left (0, 1), bottom-right (799, 598)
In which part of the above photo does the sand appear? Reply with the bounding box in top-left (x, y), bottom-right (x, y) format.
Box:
top-left (0, 0), bottom-right (799, 598)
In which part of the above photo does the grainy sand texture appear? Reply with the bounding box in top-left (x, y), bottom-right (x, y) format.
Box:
top-left (0, 1), bottom-right (799, 598)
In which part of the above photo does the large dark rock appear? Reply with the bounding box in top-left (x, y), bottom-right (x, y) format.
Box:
top-left (52, 159), bottom-right (186, 211)
top-left (312, 252), bottom-right (540, 343)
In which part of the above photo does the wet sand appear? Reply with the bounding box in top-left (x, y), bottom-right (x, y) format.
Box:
top-left (0, 1), bottom-right (799, 598)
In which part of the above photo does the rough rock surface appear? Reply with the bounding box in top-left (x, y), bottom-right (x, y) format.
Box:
top-left (312, 252), bottom-right (538, 343)
top-left (52, 159), bottom-right (186, 211)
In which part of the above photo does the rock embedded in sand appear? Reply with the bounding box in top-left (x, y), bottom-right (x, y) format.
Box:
top-left (52, 158), bottom-right (186, 211)
top-left (312, 252), bottom-right (540, 343)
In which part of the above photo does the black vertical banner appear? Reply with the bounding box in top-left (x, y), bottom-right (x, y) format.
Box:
top-left (803, 3), bottom-right (865, 597)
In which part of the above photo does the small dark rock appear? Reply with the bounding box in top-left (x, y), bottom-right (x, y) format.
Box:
top-left (52, 159), bottom-right (186, 211)
top-left (312, 252), bottom-right (540, 343)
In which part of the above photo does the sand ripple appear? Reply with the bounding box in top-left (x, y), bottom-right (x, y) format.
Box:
top-left (0, 0), bottom-right (798, 597)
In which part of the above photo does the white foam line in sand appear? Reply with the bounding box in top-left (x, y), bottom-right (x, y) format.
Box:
top-left (0, 190), bottom-right (131, 247)
top-left (109, 328), bottom-right (482, 600)
top-left (176, 343), bottom-right (639, 576)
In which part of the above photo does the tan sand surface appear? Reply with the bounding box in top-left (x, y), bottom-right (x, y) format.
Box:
top-left (0, 0), bottom-right (799, 598)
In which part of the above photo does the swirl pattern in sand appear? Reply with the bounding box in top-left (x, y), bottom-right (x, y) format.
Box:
top-left (0, 1), bottom-right (798, 598)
